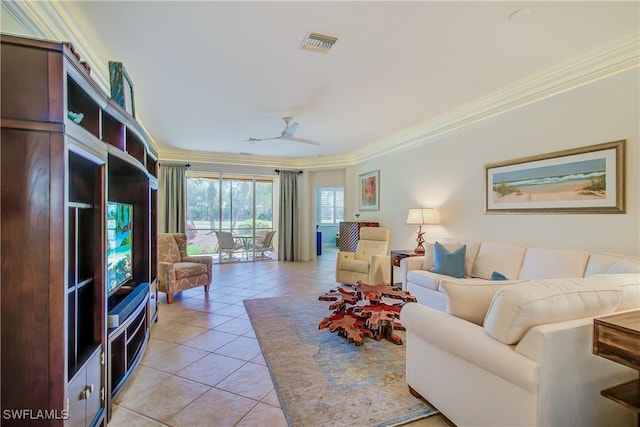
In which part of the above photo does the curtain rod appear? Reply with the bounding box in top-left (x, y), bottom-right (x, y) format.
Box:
top-left (275, 169), bottom-right (302, 175)
top-left (159, 163), bottom-right (191, 168)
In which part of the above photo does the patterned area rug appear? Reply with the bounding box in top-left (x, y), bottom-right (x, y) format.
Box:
top-left (244, 294), bottom-right (438, 427)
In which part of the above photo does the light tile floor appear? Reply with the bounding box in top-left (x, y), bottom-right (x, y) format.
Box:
top-left (108, 247), bottom-right (451, 427)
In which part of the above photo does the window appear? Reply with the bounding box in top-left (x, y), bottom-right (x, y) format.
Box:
top-left (186, 174), bottom-right (274, 262)
top-left (317, 187), bottom-right (344, 225)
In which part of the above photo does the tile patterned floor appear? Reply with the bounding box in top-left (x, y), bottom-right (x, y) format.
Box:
top-left (108, 248), bottom-right (451, 427)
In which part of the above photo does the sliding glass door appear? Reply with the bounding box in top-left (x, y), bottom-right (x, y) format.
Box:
top-left (186, 174), bottom-right (274, 263)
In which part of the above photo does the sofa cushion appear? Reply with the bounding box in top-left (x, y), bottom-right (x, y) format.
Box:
top-left (585, 252), bottom-right (640, 276)
top-left (339, 258), bottom-right (370, 274)
top-left (175, 262), bottom-right (209, 279)
top-left (607, 260), bottom-right (640, 274)
top-left (441, 238), bottom-right (480, 277)
top-left (422, 242), bottom-right (460, 271)
top-left (484, 278), bottom-right (622, 345)
top-left (589, 274), bottom-right (640, 310)
top-left (430, 242), bottom-right (466, 278)
top-left (518, 247), bottom-right (589, 280)
top-left (441, 280), bottom-right (523, 325)
top-left (406, 270), bottom-right (446, 291)
top-left (471, 241), bottom-right (527, 280)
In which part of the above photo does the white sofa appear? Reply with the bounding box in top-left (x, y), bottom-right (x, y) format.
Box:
top-left (399, 238), bottom-right (639, 311)
top-left (399, 238), bottom-right (640, 427)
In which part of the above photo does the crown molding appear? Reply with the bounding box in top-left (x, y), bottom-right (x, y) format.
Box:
top-left (353, 34), bottom-right (640, 163)
top-left (162, 33), bottom-right (640, 168)
top-left (1, 1), bottom-right (45, 38)
top-left (4, 1), bottom-right (111, 92)
top-left (7, 2), bottom-right (639, 169)
top-left (157, 147), bottom-right (358, 169)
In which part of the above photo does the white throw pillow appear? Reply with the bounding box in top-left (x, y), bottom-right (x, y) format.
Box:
top-left (484, 278), bottom-right (623, 345)
top-left (441, 280), bottom-right (522, 325)
top-left (589, 273), bottom-right (640, 310)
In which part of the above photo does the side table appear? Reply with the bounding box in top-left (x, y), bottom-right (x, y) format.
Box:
top-left (390, 250), bottom-right (423, 286)
top-left (593, 310), bottom-right (640, 425)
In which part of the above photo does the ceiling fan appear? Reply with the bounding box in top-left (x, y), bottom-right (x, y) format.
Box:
top-left (246, 117), bottom-right (320, 146)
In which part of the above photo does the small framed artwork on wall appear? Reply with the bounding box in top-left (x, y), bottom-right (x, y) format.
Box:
top-left (359, 170), bottom-right (380, 211)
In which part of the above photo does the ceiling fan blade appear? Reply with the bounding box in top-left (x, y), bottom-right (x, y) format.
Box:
top-left (284, 122), bottom-right (299, 138)
top-left (284, 136), bottom-right (321, 146)
top-left (247, 117), bottom-right (312, 144)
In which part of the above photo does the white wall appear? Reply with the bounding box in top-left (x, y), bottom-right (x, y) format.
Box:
top-left (350, 69), bottom-right (639, 256)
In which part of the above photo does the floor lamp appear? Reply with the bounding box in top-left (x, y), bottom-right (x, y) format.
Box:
top-left (406, 208), bottom-right (438, 253)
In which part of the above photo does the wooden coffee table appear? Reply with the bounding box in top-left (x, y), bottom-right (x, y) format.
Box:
top-left (319, 281), bottom-right (417, 346)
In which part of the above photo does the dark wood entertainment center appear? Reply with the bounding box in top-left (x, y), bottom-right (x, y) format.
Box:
top-left (1, 35), bottom-right (158, 426)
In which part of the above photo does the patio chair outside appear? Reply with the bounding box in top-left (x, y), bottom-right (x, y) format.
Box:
top-left (214, 231), bottom-right (244, 261)
top-left (252, 230), bottom-right (276, 259)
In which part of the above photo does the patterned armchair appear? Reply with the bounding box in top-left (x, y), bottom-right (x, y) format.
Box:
top-left (158, 233), bottom-right (212, 303)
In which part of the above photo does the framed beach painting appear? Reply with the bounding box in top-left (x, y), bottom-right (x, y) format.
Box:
top-left (359, 170), bottom-right (380, 211)
top-left (485, 140), bottom-right (625, 214)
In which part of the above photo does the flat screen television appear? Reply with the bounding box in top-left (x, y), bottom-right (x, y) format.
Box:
top-left (107, 202), bottom-right (133, 295)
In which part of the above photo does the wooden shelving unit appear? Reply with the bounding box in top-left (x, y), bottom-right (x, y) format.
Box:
top-left (1, 34), bottom-right (159, 426)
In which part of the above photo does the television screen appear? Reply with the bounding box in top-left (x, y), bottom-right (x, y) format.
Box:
top-left (107, 202), bottom-right (133, 295)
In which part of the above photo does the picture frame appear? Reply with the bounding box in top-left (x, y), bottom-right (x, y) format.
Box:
top-left (109, 61), bottom-right (136, 118)
top-left (485, 140), bottom-right (625, 214)
top-left (359, 170), bottom-right (380, 211)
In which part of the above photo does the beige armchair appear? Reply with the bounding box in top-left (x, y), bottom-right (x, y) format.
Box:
top-left (335, 227), bottom-right (390, 285)
top-left (158, 233), bottom-right (212, 303)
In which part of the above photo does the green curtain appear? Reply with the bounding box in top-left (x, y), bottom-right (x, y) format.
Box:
top-left (159, 164), bottom-right (187, 233)
top-left (278, 170), bottom-right (300, 261)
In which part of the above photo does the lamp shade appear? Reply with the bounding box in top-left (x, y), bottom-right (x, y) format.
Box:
top-left (406, 208), bottom-right (438, 225)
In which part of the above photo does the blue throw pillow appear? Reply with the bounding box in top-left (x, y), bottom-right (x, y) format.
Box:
top-left (490, 271), bottom-right (508, 281)
top-left (430, 242), bottom-right (466, 278)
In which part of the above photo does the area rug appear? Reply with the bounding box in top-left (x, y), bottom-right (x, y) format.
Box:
top-left (244, 294), bottom-right (438, 427)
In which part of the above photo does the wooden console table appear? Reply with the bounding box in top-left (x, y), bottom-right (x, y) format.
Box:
top-left (593, 310), bottom-right (640, 424)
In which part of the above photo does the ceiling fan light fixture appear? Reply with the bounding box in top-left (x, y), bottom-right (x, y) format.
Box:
top-left (301, 31), bottom-right (338, 53)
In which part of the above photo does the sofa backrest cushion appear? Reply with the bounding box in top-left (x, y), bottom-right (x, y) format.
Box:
top-left (585, 252), bottom-right (640, 276)
top-left (441, 280), bottom-right (523, 325)
top-left (484, 278), bottom-right (622, 345)
top-left (518, 247), bottom-right (589, 280)
top-left (441, 238), bottom-right (480, 277)
top-left (471, 241), bottom-right (527, 280)
top-left (355, 227), bottom-right (389, 260)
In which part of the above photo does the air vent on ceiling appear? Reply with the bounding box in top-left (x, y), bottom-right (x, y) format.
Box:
top-left (301, 31), bottom-right (338, 53)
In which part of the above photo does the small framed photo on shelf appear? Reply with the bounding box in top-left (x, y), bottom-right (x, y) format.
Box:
top-left (359, 170), bottom-right (380, 211)
top-left (109, 61), bottom-right (135, 118)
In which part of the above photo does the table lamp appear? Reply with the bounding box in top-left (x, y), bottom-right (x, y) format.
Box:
top-left (406, 208), bottom-right (438, 253)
